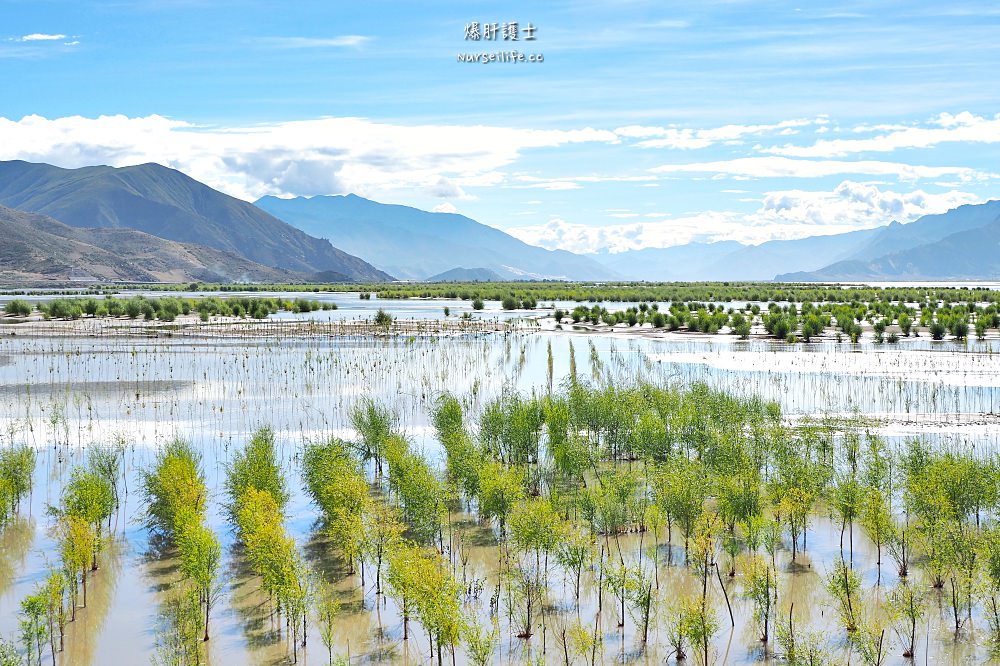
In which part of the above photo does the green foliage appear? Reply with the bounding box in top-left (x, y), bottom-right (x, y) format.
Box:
top-left (4, 299), bottom-right (32, 316)
top-left (350, 397), bottom-right (395, 477)
top-left (143, 438), bottom-right (220, 642)
top-left (373, 307), bottom-right (394, 329)
top-left (19, 590), bottom-right (47, 666)
top-left (0, 444), bottom-right (35, 524)
top-left (142, 439), bottom-right (205, 535)
top-left (225, 426), bottom-right (288, 519)
top-left (824, 558), bottom-right (861, 632)
top-left (477, 460), bottom-right (523, 538)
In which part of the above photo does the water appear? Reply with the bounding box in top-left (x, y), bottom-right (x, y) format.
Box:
top-left (0, 318), bottom-right (998, 664)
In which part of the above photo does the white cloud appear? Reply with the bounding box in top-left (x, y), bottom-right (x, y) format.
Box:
top-left (0, 114), bottom-right (618, 201)
top-left (616, 118), bottom-right (816, 150)
top-left (649, 156), bottom-right (986, 182)
top-left (768, 112), bottom-right (1000, 157)
top-left (511, 174), bottom-right (656, 190)
top-left (18, 33), bottom-right (66, 42)
top-left (507, 181), bottom-right (980, 254)
top-left (432, 202), bottom-right (457, 214)
top-left (258, 36), bottom-right (371, 48)
top-left (523, 181), bottom-right (581, 191)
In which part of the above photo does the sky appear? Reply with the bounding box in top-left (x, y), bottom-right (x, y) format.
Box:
top-left (2, 0), bottom-right (1000, 254)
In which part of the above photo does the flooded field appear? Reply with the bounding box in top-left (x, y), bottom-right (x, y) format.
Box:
top-left (1, 314), bottom-right (999, 665)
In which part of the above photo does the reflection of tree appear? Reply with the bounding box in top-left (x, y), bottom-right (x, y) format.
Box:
top-left (0, 516), bottom-right (34, 596)
top-left (301, 522), bottom-right (383, 664)
top-left (62, 536), bottom-right (123, 665)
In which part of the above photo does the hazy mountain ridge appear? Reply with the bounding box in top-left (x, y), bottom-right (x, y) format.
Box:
top-left (0, 160), bottom-right (391, 281)
top-left (598, 200), bottom-right (1000, 282)
top-left (426, 267), bottom-right (505, 282)
top-left (254, 194), bottom-right (618, 281)
top-left (775, 200), bottom-right (1000, 281)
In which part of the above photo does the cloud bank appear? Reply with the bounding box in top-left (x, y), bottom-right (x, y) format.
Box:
top-left (507, 181), bottom-right (980, 254)
top-left (0, 114), bottom-right (617, 201)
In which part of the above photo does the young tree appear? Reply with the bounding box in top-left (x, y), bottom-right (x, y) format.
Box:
top-left (61, 467), bottom-right (115, 571)
top-left (362, 500), bottom-right (405, 595)
top-left (477, 461), bottom-right (523, 540)
top-left (860, 489), bottom-right (895, 577)
top-left (57, 515), bottom-right (94, 612)
top-left (314, 580), bottom-right (341, 666)
top-left (740, 554), bottom-right (776, 647)
top-left (824, 558), bottom-right (861, 633)
top-left (19, 591), bottom-right (48, 666)
top-left (886, 582), bottom-right (926, 660)
top-left (178, 521), bottom-right (222, 641)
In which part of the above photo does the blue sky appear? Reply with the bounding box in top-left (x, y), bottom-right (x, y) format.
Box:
top-left (3, 0), bottom-right (1000, 253)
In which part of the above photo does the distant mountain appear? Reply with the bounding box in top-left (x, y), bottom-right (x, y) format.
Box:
top-left (598, 200), bottom-right (1000, 281)
top-left (426, 267), bottom-right (505, 282)
top-left (596, 242), bottom-right (745, 281)
top-left (0, 161), bottom-right (391, 281)
top-left (845, 200), bottom-right (1000, 262)
top-left (778, 200), bottom-right (1000, 281)
top-left (254, 194), bottom-right (618, 281)
top-left (595, 229), bottom-right (881, 281)
top-left (0, 204), bottom-right (301, 284)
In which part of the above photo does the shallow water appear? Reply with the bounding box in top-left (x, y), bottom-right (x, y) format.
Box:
top-left (0, 325), bottom-right (998, 664)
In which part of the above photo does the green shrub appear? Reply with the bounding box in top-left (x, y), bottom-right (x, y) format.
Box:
top-left (3, 299), bottom-right (32, 317)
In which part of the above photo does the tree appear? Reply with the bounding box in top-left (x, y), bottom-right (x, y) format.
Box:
top-left (60, 467), bottom-right (115, 571)
top-left (19, 591), bottom-right (48, 666)
top-left (42, 568), bottom-right (68, 660)
top-left (373, 308), bottom-right (394, 330)
top-left (823, 558), bottom-right (861, 632)
top-left (886, 582), bottom-right (926, 660)
top-left (178, 521), bottom-right (222, 641)
top-left (624, 566), bottom-right (655, 645)
top-left (4, 299), bottom-right (32, 316)
top-left (349, 398), bottom-right (395, 478)
top-left (362, 501), bottom-right (404, 595)
top-left (477, 461), bottom-right (523, 539)
top-left (57, 515), bottom-right (95, 612)
top-left (0, 639), bottom-right (18, 666)
top-left (740, 554), bottom-right (776, 647)
top-left (314, 581), bottom-right (341, 665)
top-left (557, 527), bottom-right (593, 602)
top-left (777, 605), bottom-right (832, 665)
top-left (860, 489), bottom-right (895, 576)
top-left (225, 426), bottom-right (288, 519)
top-left (462, 619), bottom-right (498, 666)
top-left (386, 542), bottom-right (421, 641)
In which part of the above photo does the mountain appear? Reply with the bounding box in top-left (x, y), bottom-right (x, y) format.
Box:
top-left (844, 200), bottom-right (1000, 262)
top-left (254, 194), bottom-right (618, 281)
top-left (0, 205), bottom-right (302, 283)
top-left (426, 267), bottom-right (505, 282)
top-left (596, 229), bottom-right (881, 281)
top-left (778, 201), bottom-right (1000, 281)
top-left (0, 160), bottom-right (391, 281)
top-left (599, 200), bottom-right (1000, 281)
top-left (596, 241), bottom-right (745, 281)
top-left (699, 227), bottom-right (883, 280)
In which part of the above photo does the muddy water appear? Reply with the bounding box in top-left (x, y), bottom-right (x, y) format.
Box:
top-left (0, 330), bottom-right (998, 664)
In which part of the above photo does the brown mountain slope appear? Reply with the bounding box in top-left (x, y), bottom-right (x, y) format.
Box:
top-left (0, 205), bottom-right (308, 283)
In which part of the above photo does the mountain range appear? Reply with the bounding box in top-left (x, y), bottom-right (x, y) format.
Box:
top-left (1, 159), bottom-right (999, 284)
top-left (0, 160), bottom-right (390, 281)
top-left (775, 200), bottom-right (1000, 281)
top-left (254, 194), bottom-right (617, 281)
top-left (598, 200), bottom-right (1000, 282)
